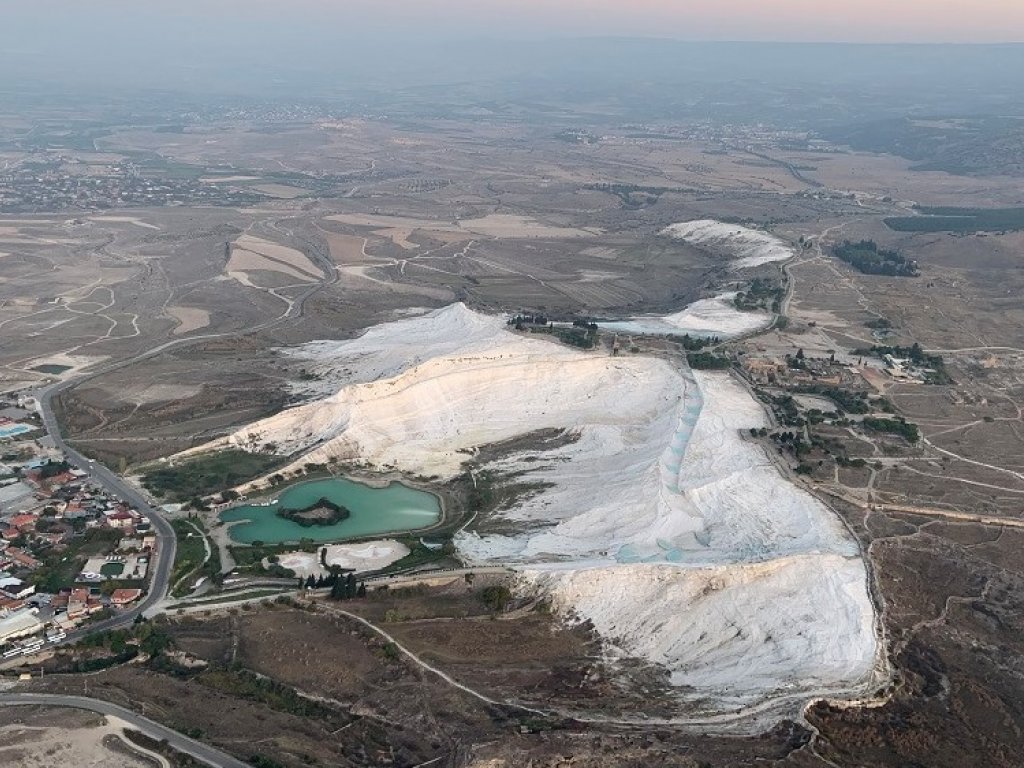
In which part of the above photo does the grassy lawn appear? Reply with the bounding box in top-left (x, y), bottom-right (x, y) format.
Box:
top-left (170, 519), bottom-right (209, 595)
top-left (383, 538), bottom-right (453, 573)
top-left (230, 541), bottom-right (309, 568)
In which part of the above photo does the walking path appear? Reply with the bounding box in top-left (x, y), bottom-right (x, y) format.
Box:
top-left (0, 694), bottom-right (250, 768)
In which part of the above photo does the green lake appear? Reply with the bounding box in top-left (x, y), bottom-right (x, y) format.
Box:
top-left (219, 477), bottom-right (442, 545)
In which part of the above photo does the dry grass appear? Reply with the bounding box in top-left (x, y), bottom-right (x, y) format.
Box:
top-left (167, 306), bottom-right (210, 335)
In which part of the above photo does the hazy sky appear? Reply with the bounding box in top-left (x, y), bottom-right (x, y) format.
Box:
top-left (7, 0), bottom-right (1024, 43)
top-left (4, 0), bottom-right (1024, 101)
top-left (315, 0), bottom-right (1024, 43)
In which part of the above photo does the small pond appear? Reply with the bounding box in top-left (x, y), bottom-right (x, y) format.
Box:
top-left (220, 477), bottom-right (441, 545)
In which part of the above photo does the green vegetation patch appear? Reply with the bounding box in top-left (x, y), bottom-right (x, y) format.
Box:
top-left (734, 277), bottom-right (785, 312)
top-left (381, 537), bottom-right (452, 573)
top-left (834, 240), bottom-right (919, 277)
top-left (669, 333), bottom-right (720, 351)
top-left (863, 416), bottom-right (920, 443)
top-left (31, 364), bottom-right (73, 374)
top-left (885, 206), bottom-right (1024, 233)
top-left (230, 541), bottom-right (306, 566)
top-left (480, 584), bottom-right (513, 613)
top-left (197, 663), bottom-right (339, 718)
top-left (63, 622), bottom-right (174, 673)
top-left (794, 385), bottom-right (870, 414)
top-left (553, 325), bottom-right (599, 349)
top-left (687, 352), bottom-right (731, 370)
top-left (30, 527), bottom-right (121, 593)
top-left (277, 497), bottom-right (351, 527)
top-left (142, 450), bottom-right (283, 501)
top-left (38, 460), bottom-right (71, 479)
top-left (170, 519), bottom-right (211, 596)
top-left (509, 315), bottom-right (599, 349)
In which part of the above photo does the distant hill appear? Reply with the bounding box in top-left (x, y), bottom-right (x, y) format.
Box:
top-left (825, 116), bottom-right (1024, 176)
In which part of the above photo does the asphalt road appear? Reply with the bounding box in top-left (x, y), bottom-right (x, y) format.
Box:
top-left (5, 221), bottom-right (343, 760)
top-left (27, 219), bottom-right (340, 636)
top-left (0, 693), bottom-right (250, 768)
top-left (37, 379), bottom-right (177, 641)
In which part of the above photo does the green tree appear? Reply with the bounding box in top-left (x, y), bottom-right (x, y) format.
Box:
top-left (480, 585), bottom-right (513, 613)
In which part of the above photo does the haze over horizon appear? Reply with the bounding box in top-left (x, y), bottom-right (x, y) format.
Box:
top-left (5, 0), bottom-right (1024, 45)
top-left (4, 0), bottom-right (1024, 111)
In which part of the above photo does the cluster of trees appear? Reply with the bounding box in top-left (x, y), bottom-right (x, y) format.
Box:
top-left (198, 662), bottom-right (337, 719)
top-left (554, 326), bottom-right (598, 349)
top-left (38, 459), bottom-right (71, 479)
top-left (62, 621), bottom-right (173, 673)
top-left (298, 569), bottom-right (367, 600)
top-left (770, 430), bottom-right (811, 458)
top-left (836, 456), bottom-right (870, 468)
top-left (885, 206), bottom-right (1024, 234)
top-left (509, 314), bottom-right (550, 328)
top-left (834, 240), bottom-right (919, 277)
top-left (863, 416), bottom-right (920, 443)
top-left (480, 584), bottom-right (513, 613)
top-left (786, 348), bottom-right (808, 370)
top-left (465, 470), bottom-right (496, 514)
top-left (142, 449), bottom-right (281, 501)
top-left (873, 396), bottom-right (897, 413)
top-left (276, 498), bottom-right (350, 527)
top-left (734, 278), bottom-right (785, 312)
top-left (508, 314), bottom-right (601, 349)
top-left (670, 333), bottom-right (720, 351)
top-left (769, 394), bottom-right (803, 426)
top-left (687, 351), bottom-right (731, 370)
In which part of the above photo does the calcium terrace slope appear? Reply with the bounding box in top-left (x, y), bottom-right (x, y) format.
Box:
top-left (184, 302), bottom-right (878, 719)
top-left (661, 219), bottom-right (796, 269)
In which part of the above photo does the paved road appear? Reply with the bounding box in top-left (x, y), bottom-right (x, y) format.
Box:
top-left (365, 565), bottom-right (513, 585)
top-left (30, 226), bottom-right (339, 639)
top-left (0, 693), bottom-right (250, 768)
top-left (37, 380), bottom-right (176, 642)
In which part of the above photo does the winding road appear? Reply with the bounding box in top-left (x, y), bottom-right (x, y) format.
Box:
top-left (0, 223), bottom-right (342, 764)
top-left (28, 219), bottom-right (339, 640)
top-left (0, 694), bottom-right (250, 768)
top-left (38, 377), bottom-right (176, 641)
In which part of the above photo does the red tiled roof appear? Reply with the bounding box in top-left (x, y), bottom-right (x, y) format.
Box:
top-left (110, 588), bottom-right (142, 605)
top-left (5, 548), bottom-right (42, 568)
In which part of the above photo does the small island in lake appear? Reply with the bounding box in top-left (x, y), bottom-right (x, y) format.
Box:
top-left (276, 497), bottom-right (352, 527)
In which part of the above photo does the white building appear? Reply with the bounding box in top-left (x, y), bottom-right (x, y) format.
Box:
top-left (0, 577), bottom-right (34, 600)
top-left (0, 608), bottom-right (43, 645)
